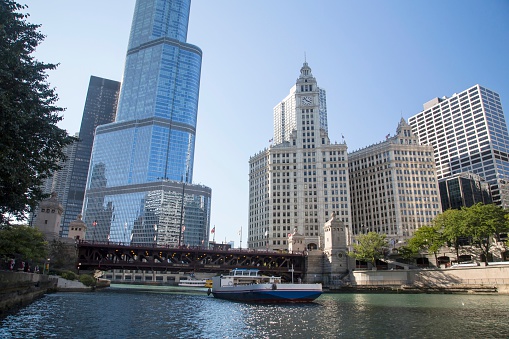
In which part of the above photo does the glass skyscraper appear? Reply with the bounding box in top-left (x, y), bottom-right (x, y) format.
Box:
top-left (82, 0), bottom-right (211, 247)
top-left (61, 76), bottom-right (120, 237)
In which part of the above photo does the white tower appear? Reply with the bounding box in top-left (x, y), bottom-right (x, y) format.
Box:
top-left (323, 212), bottom-right (349, 284)
top-left (248, 62), bottom-right (351, 252)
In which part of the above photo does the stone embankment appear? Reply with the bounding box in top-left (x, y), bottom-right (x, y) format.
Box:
top-left (339, 263), bottom-right (509, 294)
top-left (0, 271), bottom-right (58, 317)
top-left (0, 271), bottom-right (105, 317)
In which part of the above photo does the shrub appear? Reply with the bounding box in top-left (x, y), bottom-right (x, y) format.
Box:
top-left (61, 271), bottom-right (77, 281)
top-left (79, 274), bottom-right (96, 287)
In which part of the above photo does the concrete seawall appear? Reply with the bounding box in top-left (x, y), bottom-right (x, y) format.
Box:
top-left (0, 271), bottom-right (58, 317)
top-left (348, 264), bottom-right (509, 294)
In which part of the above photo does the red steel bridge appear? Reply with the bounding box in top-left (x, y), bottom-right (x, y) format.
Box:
top-left (76, 241), bottom-right (307, 281)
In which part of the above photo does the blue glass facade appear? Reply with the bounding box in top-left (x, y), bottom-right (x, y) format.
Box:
top-left (82, 0), bottom-right (211, 246)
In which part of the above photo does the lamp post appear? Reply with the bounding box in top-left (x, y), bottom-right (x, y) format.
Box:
top-left (43, 258), bottom-right (50, 275)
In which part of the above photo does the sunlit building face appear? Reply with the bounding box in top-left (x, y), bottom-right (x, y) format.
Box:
top-left (83, 0), bottom-right (211, 247)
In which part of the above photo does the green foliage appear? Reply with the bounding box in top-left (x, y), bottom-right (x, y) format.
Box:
top-left (0, 1), bottom-right (77, 224)
top-left (462, 203), bottom-right (508, 265)
top-left (408, 225), bottom-right (444, 263)
top-left (79, 274), bottom-right (96, 287)
top-left (349, 232), bottom-right (388, 267)
top-left (48, 239), bottom-right (77, 271)
top-left (0, 225), bottom-right (47, 261)
top-left (434, 209), bottom-right (465, 259)
top-left (396, 245), bottom-right (418, 262)
top-left (409, 203), bottom-right (509, 265)
top-left (61, 270), bottom-right (77, 281)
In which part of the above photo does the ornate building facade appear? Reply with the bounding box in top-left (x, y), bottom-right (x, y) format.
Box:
top-left (348, 119), bottom-right (442, 243)
top-left (248, 62), bottom-right (351, 251)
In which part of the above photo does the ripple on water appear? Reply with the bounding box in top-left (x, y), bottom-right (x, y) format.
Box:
top-left (1, 289), bottom-right (509, 338)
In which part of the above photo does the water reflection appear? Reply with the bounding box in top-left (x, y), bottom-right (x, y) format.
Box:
top-left (1, 287), bottom-right (509, 339)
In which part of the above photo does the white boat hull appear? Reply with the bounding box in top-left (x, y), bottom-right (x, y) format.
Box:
top-left (211, 276), bottom-right (322, 303)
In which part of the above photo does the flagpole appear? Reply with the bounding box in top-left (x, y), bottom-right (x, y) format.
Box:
top-left (239, 226), bottom-right (242, 250)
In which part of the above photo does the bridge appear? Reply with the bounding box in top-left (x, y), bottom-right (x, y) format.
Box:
top-left (76, 241), bottom-right (307, 281)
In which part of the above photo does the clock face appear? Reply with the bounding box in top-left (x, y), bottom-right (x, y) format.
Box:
top-left (301, 96), bottom-right (313, 106)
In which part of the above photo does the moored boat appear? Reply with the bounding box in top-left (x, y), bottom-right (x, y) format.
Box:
top-left (209, 269), bottom-right (322, 303)
top-left (178, 278), bottom-right (213, 288)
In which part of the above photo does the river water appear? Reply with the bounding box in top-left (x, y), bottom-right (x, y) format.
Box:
top-left (1, 285), bottom-right (508, 338)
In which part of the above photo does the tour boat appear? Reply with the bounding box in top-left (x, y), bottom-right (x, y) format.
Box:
top-left (209, 269), bottom-right (322, 303)
top-left (178, 278), bottom-right (213, 288)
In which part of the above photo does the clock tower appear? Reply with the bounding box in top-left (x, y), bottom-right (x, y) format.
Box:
top-left (249, 61), bottom-right (350, 254)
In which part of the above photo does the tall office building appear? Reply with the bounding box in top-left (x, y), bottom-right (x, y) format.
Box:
top-left (439, 172), bottom-right (492, 210)
top-left (348, 119), bottom-right (442, 242)
top-left (40, 132), bottom-right (78, 203)
top-left (248, 62), bottom-right (351, 252)
top-left (83, 0), bottom-right (211, 247)
top-left (36, 132), bottom-right (78, 230)
top-left (60, 76), bottom-right (120, 237)
top-left (408, 85), bottom-right (509, 208)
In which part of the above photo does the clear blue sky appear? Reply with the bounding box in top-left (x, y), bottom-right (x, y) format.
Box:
top-left (23, 0), bottom-right (509, 246)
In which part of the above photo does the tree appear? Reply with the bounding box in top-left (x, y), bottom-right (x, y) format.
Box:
top-left (48, 239), bottom-right (77, 271)
top-left (407, 225), bottom-right (444, 265)
top-left (0, 1), bottom-right (77, 224)
top-left (349, 232), bottom-right (388, 268)
top-left (435, 209), bottom-right (466, 261)
top-left (395, 245), bottom-right (418, 263)
top-left (0, 225), bottom-right (47, 261)
top-left (462, 203), bottom-right (508, 265)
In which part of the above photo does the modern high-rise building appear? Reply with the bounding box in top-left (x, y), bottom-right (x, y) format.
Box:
top-left (248, 62), bottom-right (351, 252)
top-left (82, 0), bottom-right (211, 247)
top-left (438, 172), bottom-right (492, 210)
top-left (408, 85), bottom-right (509, 208)
top-left (348, 119), bottom-right (442, 242)
top-left (60, 76), bottom-right (120, 237)
top-left (40, 132), bottom-right (78, 209)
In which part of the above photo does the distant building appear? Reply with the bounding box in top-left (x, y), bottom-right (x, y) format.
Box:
top-left (37, 132), bottom-right (78, 226)
top-left (60, 76), bottom-right (120, 237)
top-left (68, 214), bottom-right (87, 241)
top-left (82, 0), bottom-right (211, 247)
top-left (408, 85), bottom-right (509, 208)
top-left (348, 119), bottom-right (442, 241)
top-left (248, 62), bottom-right (351, 251)
top-left (439, 172), bottom-right (492, 210)
top-left (33, 192), bottom-right (63, 241)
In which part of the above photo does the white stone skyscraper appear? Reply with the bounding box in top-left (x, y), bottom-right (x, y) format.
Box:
top-left (248, 62), bottom-right (350, 252)
top-left (408, 85), bottom-right (509, 208)
top-left (348, 119), bottom-right (442, 242)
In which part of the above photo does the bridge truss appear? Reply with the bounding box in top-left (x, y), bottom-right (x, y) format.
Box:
top-left (76, 241), bottom-right (306, 281)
